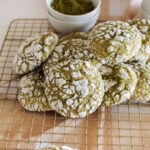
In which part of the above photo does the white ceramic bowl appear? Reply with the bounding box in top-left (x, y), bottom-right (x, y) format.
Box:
top-left (47, 10), bottom-right (100, 34)
top-left (46, 0), bottom-right (101, 22)
top-left (142, 0), bottom-right (150, 15)
top-left (141, 6), bottom-right (150, 20)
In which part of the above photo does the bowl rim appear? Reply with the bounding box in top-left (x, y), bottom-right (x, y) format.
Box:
top-left (47, 10), bottom-right (100, 24)
top-left (46, 0), bottom-right (101, 18)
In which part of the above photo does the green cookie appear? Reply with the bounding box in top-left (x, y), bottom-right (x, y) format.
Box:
top-left (128, 19), bottom-right (150, 63)
top-left (13, 32), bottom-right (58, 74)
top-left (59, 31), bottom-right (89, 42)
top-left (130, 63), bottom-right (150, 103)
top-left (18, 71), bottom-right (51, 111)
top-left (43, 38), bottom-right (100, 75)
top-left (89, 21), bottom-right (141, 64)
top-left (101, 63), bottom-right (137, 106)
top-left (41, 145), bottom-right (76, 150)
top-left (44, 59), bottom-right (104, 118)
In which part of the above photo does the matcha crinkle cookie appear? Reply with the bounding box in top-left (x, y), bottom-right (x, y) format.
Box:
top-left (41, 145), bottom-right (76, 150)
top-left (130, 64), bottom-right (150, 103)
top-left (146, 57), bottom-right (150, 66)
top-left (98, 65), bottom-right (117, 92)
top-left (43, 38), bottom-right (100, 75)
top-left (101, 63), bottom-right (138, 106)
top-left (13, 32), bottom-right (58, 74)
top-left (44, 59), bottom-right (104, 118)
top-left (59, 31), bottom-right (89, 43)
top-left (88, 21), bottom-right (141, 64)
top-left (18, 71), bottom-right (52, 111)
top-left (128, 19), bottom-right (150, 63)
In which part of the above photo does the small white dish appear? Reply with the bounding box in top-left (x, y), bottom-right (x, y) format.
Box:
top-left (46, 0), bottom-right (101, 22)
top-left (47, 10), bottom-right (100, 34)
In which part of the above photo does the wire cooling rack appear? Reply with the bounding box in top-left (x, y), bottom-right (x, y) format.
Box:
top-left (0, 19), bottom-right (150, 150)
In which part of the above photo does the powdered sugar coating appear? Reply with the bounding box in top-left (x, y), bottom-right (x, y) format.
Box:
top-left (89, 21), bottom-right (141, 64)
top-left (44, 59), bottom-right (104, 118)
top-left (18, 71), bottom-right (51, 112)
top-left (128, 19), bottom-right (150, 63)
top-left (43, 38), bottom-right (101, 75)
top-left (41, 145), bottom-right (76, 150)
top-left (13, 32), bottom-right (58, 74)
top-left (130, 64), bottom-right (150, 103)
top-left (99, 65), bottom-right (117, 92)
top-left (101, 63), bottom-right (137, 106)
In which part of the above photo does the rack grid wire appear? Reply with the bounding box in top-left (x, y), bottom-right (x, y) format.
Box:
top-left (0, 19), bottom-right (150, 150)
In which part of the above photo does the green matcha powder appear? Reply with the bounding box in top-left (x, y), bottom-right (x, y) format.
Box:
top-left (51, 0), bottom-right (94, 15)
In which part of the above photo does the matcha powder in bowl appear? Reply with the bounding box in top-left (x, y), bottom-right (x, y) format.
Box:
top-left (51, 0), bottom-right (94, 15)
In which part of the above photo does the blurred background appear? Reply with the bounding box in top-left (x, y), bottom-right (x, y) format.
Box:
top-left (0, 0), bottom-right (142, 49)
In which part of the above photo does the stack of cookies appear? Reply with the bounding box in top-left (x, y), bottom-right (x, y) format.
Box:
top-left (13, 19), bottom-right (150, 118)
